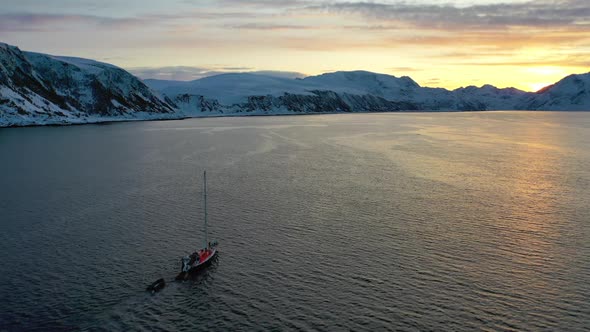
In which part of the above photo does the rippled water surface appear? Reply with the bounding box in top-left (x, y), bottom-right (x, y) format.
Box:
top-left (1, 112), bottom-right (589, 331)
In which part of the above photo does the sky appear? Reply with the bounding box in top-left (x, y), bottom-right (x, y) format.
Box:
top-left (0, 0), bottom-right (589, 91)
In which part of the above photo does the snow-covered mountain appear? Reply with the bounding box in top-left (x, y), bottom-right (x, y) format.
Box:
top-left (0, 42), bottom-right (174, 127)
top-left (1, 42), bottom-right (589, 127)
top-left (156, 70), bottom-right (535, 114)
top-left (156, 70), bottom-right (590, 116)
top-left (518, 73), bottom-right (590, 111)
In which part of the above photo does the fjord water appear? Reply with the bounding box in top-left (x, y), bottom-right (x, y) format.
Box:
top-left (1, 112), bottom-right (589, 331)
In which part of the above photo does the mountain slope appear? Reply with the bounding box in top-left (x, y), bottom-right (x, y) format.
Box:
top-left (160, 73), bottom-right (322, 105)
top-left (519, 73), bottom-right (590, 111)
top-left (156, 71), bottom-right (590, 115)
top-left (0, 42), bottom-right (174, 127)
top-left (158, 70), bottom-right (531, 114)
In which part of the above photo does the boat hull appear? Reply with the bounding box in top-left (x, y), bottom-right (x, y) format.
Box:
top-left (175, 249), bottom-right (217, 281)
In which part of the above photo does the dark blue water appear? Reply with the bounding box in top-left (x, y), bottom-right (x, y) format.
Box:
top-left (1, 112), bottom-right (589, 331)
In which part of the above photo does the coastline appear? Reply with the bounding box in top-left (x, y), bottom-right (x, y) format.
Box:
top-left (1, 108), bottom-right (587, 129)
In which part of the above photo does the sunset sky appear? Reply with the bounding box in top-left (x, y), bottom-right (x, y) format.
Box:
top-left (1, 0), bottom-right (588, 91)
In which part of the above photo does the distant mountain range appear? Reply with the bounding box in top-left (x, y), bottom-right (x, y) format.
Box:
top-left (1, 42), bottom-right (589, 127)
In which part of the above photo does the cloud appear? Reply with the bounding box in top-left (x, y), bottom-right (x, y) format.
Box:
top-left (0, 13), bottom-right (148, 32)
top-left (386, 30), bottom-right (590, 49)
top-left (128, 66), bottom-right (222, 81)
top-left (249, 70), bottom-right (306, 79)
top-left (0, 10), bottom-right (267, 33)
top-left (227, 23), bottom-right (313, 30)
top-left (128, 66), bottom-right (306, 81)
top-left (213, 0), bottom-right (313, 8)
top-left (388, 67), bottom-right (421, 73)
top-left (460, 57), bottom-right (590, 68)
top-left (304, 0), bottom-right (590, 29)
top-left (221, 66), bottom-right (253, 71)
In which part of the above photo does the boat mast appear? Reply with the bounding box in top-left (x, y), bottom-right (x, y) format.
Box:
top-left (203, 170), bottom-right (208, 249)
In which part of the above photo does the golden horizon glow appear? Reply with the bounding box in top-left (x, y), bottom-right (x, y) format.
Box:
top-left (529, 82), bottom-right (553, 92)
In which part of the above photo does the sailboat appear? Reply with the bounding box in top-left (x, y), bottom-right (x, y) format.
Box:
top-left (175, 171), bottom-right (218, 281)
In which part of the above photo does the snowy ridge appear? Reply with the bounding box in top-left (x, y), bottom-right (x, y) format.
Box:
top-left (158, 70), bottom-right (531, 113)
top-left (0, 43), bottom-right (173, 127)
top-left (518, 73), bottom-right (590, 111)
top-left (1, 42), bottom-right (589, 127)
top-left (158, 70), bottom-right (425, 105)
top-left (160, 73), bottom-right (322, 104)
top-left (158, 71), bottom-right (590, 115)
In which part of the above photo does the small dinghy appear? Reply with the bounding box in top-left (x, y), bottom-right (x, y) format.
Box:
top-left (175, 171), bottom-right (219, 281)
top-left (146, 278), bottom-right (166, 293)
